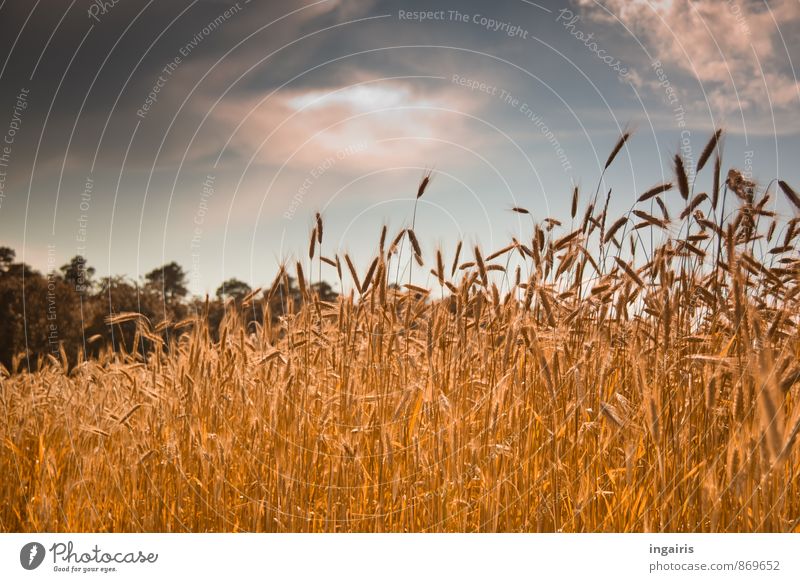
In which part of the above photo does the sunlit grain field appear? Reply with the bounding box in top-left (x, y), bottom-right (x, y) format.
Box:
top-left (2, 134), bottom-right (799, 532)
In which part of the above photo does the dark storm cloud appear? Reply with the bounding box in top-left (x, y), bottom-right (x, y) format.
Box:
top-left (0, 0), bottom-right (639, 201)
top-left (0, 0), bottom-right (396, 173)
top-left (1, 0), bottom-right (796, 182)
top-left (0, 0), bottom-right (573, 168)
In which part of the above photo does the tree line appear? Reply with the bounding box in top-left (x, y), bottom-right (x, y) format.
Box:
top-left (0, 246), bottom-right (337, 372)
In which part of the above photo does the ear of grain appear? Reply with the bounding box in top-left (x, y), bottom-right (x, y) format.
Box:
top-left (581, 203), bottom-right (594, 233)
top-left (680, 193), bottom-right (709, 220)
top-left (779, 180), bottom-right (800, 211)
top-left (407, 229), bottom-right (423, 266)
top-left (417, 170), bottom-right (433, 199)
top-left (486, 244), bottom-right (515, 262)
top-left (266, 265), bottom-right (286, 302)
top-left (296, 261), bottom-right (308, 297)
top-left (601, 401), bottom-right (624, 427)
top-left (655, 197), bottom-right (670, 222)
top-left (344, 254), bottom-right (361, 293)
top-left (435, 250), bottom-right (445, 286)
top-left (614, 257), bottom-right (644, 288)
top-left (379, 225), bottom-right (387, 255)
top-left (474, 246), bottom-right (488, 287)
top-left (697, 129), bottom-right (722, 173)
top-left (675, 154), bottom-right (690, 200)
top-left (638, 183), bottom-right (673, 203)
top-left (450, 241), bottom-right (463, 277)
top-left (779, 413), bottom-right (800, 461)
top-left (316, 212), bottom-right (324, 244)
top-left (759, 385), bottom-right (784, 462)
top-left (604, 131), bottom-right (631, 170)
top-left (388, 229), bottom-right (406, 256)
top-left (604, 216), bottom-right (628, 243)
top-left (309, 228), bottom-right (317, 260)
top-left (571, 186), bottom-right (579, 219)
top-left (361, 258), bottom-right (379, 292)
top-left (633, 210), bottom-right (668, 229)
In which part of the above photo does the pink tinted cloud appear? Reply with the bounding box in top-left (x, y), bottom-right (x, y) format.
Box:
top-left (204, 80), bottom-right (485, 172)
top-left (578, 0), bottom-right (800, 116)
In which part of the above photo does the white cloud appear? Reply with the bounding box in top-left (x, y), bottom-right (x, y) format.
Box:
top-left (204, 80), bottom-right (482, 171)
top-left (287, 85), bottom-right (420, 111)
top-left (576, 0), bottom-right (800, 116)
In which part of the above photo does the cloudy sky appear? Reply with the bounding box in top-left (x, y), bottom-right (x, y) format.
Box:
top-left (1, 0), bottom-right (798, 293)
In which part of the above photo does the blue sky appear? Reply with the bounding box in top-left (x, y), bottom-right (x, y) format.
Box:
top-left (0, 0), bottom-right (798, 293)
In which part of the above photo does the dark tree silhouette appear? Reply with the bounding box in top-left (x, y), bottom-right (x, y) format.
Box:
top-left (311, 280), bottom-right (338, 302)
top-left (0, 257), bottom-right (83, 371)
top-left (0, 246), bottom-right (15, 273)
top-left (87, 276), bottom-right (163, 355)
top-left (0, 246), bottom-right (338, 368)
top-left (216, 278), bottom-right (252, 301)
top-left (60, 255), bottom-right (95, 294)
top-left (145, 261), bottom-right (188, 301)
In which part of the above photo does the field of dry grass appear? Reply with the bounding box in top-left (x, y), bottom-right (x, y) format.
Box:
top-left (2, 132), bottom-right (799, 532)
